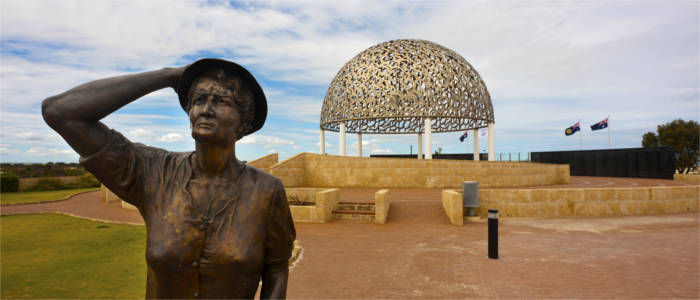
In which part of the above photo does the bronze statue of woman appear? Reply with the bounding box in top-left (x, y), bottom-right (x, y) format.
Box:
top-left (42, 58), bottom-right (296, 299)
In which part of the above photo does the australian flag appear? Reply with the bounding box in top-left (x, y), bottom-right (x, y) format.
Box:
top-left (565, 122), bottom-right (580, 136)
top-left (590, 117), bottom-right (608, 131)
top-left (459, 130), bottom-right (468, 142)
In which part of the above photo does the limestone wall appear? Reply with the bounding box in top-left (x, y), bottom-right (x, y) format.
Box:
top-left (100, 184), bottom-right (122, 203)
top-left (464, 185), bottom-right (700, 218)
top-left (270, 153), bottom-right (306, 187)
top-left (246, 153), bottom-right (279, 173)
top-left (270, 153), bottom-right (569, 188)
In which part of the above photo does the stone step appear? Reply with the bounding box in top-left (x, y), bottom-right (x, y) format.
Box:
top-left (332, 210), bottom-right (375, 221)
top-left (334, 202), bottom-right (375, 213)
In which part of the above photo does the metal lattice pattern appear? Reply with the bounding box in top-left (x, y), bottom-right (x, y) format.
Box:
top-left (321, 39), bottom-right (494, 134)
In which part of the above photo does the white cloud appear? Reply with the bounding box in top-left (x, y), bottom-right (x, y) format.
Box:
top-left (16, 132), bottom-right (43, 141)
top-left (128, 128), bottom-right (158, 141)
top-left (238, 136), bottom-right (257, 145)
top-left (371, 148), bottom-right (394, 154)
top-left (159, 133), bottom-right (184, 142)
top-left (0, 147), bottom-right (20, 155)
top-left (25, 147), bottom-right (74, 156)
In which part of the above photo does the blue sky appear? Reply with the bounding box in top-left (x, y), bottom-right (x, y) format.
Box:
top-left (1, 0), bottom-right (698, 163)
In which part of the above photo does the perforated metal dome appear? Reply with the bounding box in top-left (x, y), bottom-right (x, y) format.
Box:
top-left (320, 39), bottom-right (494, 134)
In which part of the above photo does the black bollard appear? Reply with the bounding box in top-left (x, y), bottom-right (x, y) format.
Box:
top-left (488, 209), bottom-right (498, 259)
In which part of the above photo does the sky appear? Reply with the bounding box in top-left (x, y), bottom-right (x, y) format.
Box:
top-left (1, 0), bottom-right (698, 163)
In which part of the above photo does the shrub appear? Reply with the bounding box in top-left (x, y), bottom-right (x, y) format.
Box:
top-left (1, 172), bottom-right (20, 193)
top-left (25, 177), bottom-right (66, 192)
top-left (68, 173), bottom-right (100, 189)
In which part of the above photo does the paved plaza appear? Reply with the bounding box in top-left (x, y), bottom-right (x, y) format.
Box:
top-left (2, 177), bottom-right (698, 299)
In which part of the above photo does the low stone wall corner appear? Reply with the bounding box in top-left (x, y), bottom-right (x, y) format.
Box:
top-left (286, 187), bottom-right (338, 222)
top-left (441, 190), bottom-right (463, 226)
top-left (374, 189), bottom-right (390, 224)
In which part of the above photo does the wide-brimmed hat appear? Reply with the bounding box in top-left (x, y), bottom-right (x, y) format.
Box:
top-left (176, 58), bottom-right (267, 137)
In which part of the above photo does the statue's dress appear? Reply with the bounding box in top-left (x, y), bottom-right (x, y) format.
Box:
top-left (81, 130), bottom-right (295, 299)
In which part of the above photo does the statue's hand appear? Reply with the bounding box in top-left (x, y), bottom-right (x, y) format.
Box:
top-left (164, 65), bottom-right (188, 89)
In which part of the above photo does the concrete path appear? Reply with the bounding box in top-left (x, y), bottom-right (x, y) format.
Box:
top-left (2, 178), bottom-right (698, 299)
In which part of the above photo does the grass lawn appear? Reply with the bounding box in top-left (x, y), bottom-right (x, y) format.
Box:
top-left (0, 188), bottom-right (99, 205)
top-left (1, 214), bottom-right (146, 299)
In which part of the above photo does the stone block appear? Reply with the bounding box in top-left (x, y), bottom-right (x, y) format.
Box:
top-left (584, 189), bottom-right (602, 202)
top-left (608, 201), bottom-right (623, 216)
top-left (492, 190), bottom-right (513, 204)
top-left (650, 187), bottom-right (672, 201)
top-left (683, 186), bottom-right (699, 200)
top-left (648, 200), bottom-right (665, 214)
top-left (599, 189), bottom-right (615, 201)
top-left (539, 203), bottom-right (557, 217)
top-left (530, 189), bottom-right (551, 203)
top-left (550, 189), bottom-right (566, 202)
top-left (513, 189), bottom-right (532, 203)
top-left (614, 188), bottom-right (633, 201)
top-left (558, 202), bottom-right (574, 217)
top-left (573, 202), bottom-right (592, 216)
top-left (441, 190), bottom-right (463, 226)
top-left (566, 189), bottom-right (585, 203)
top-left (671, 188), bottom-right (684, 200)
top-left (518, 203), bottom-right (537, 217)
top-left (374, 189), bottom-right (390, 224)
top-left (664, 200), bottom-right (682, 213)
top-left (621, 201), bottom-right (640, 216)
top-left (630, 188), bottom-right (650, 201)
top-left (290, 206), bottom-right (312, 222)
top-left (500, 204), bottom-right (519, 217)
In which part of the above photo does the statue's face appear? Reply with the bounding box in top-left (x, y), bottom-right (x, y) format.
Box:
top-left (187, 77), bottom-right (241, 144)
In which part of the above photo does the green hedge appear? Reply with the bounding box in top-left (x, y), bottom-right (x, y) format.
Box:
top-left (24, 173), bottom-right (101, 192)
top-left (1, 172), bottom-right (20, 193)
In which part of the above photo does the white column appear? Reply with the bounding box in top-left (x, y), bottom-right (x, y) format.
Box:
top-left (357, 133), bottom-right (363, 157)
top-left (339, 122), bottom-right (346, 156)
top-left (320, 130), bottom-right (325, 154)
top-left (424, 118), bottom-right (432, 160)
top-left (488, 122), bottom-right (495, 161)
top-left (417, 133), bottom-right (423, 159)
top-left (473, 128), bottom-right (480, 161)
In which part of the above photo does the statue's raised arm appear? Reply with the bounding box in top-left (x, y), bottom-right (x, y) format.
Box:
top-left (41, 67), bottom-right (184, 157)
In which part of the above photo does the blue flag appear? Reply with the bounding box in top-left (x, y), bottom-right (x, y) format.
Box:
top-left (459, 131), bottom-right (468, 142)
top-left (590, 117), bottom-right (608, 131)
top-left (565, 122), bottom-right (580, 136)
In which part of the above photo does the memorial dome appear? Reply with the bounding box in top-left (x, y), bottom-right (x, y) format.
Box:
top-left (320, 39), bottom-right (494, 134)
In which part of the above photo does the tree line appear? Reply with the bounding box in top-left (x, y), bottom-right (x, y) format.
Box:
top-left (642, 119), bottom-right (699, 174)
top-left (0, 162), bottom-right (86, 178)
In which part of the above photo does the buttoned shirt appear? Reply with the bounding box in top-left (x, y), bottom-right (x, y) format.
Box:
top-left (81, 130), bottom-right (295, 298)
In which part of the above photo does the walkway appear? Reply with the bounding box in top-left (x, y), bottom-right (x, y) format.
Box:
top-left (1, 177), bottom-right (698, 298)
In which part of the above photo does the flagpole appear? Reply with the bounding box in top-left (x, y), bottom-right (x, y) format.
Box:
top-left (607, 116), bottom-right (611, 149)
top-left (578, 119), bottom-right (582, 150)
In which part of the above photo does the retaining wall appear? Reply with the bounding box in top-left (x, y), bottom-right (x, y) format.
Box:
top-left (246, 153), bottom-right (278, 173)
top-left (270, 153), bottom-right (569, 188)
top-left (442, 185), bottom-right (699, 223)
top-left (270, 153), bottom-right (306, 187)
